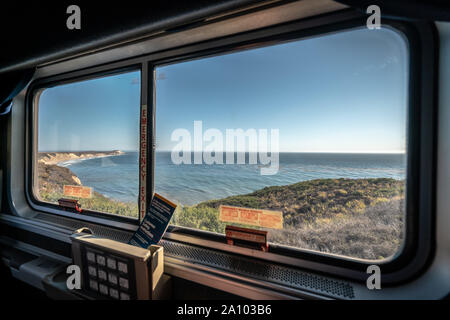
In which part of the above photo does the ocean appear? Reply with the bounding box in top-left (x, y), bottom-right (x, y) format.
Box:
top-left (60, 152), bottom-right (406, 206)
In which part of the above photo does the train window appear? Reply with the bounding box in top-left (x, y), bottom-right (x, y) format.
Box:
top-left (32, 70), bottom-right (141, 219)
top-left (155, 27), bottom-right (408, 261)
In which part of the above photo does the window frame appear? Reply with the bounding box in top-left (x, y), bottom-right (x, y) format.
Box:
top-left (23, 13), bottom-right (437, 285)
top-left (150, 17), bottom-right (437, 284)
top-left (26, 65), bottom-right (147, 226)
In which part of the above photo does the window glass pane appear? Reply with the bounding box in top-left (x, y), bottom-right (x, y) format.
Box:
top-left (155, 27), bottom-right (408, 260)
top-left (35, 70), bottom-right (141, 218)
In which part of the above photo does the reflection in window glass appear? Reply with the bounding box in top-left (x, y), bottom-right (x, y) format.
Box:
top-left (155, 28), bottom-right (408, 260)
top-left (35, 71), bottom-right (141, 218)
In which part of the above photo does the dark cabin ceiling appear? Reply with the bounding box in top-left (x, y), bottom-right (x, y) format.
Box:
top-left (0, 0), bottom-right (268, 73)
top-left (1, 0), bottom-right (449, 74)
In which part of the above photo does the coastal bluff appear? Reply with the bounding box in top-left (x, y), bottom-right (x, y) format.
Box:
top-left (38, 150), bottom-right (124, 165)
top-left (36, 150), bottom-right (125, 199)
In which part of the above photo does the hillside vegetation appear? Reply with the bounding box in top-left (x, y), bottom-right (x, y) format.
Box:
top-left (37, 161), bottom-right (138, 218)
top-left (173, 178), bottom-right (404, 260)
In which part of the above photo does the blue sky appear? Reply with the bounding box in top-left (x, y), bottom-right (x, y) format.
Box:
top-left (38, 71), bottom-right (141, 152)
top-left (38, 27), bottom-right (408, 153)
top-left (156, 27), bottom-right (408, 153)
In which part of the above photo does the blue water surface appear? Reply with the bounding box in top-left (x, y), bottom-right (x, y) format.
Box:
top-left (62, 152), bottom-right (406, 206)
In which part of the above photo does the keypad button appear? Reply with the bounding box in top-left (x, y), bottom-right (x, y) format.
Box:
top-left (108, 273), bottom-right (118, 285)
top-left (120, 292), bottom-right (130, 300)
top-left (86, 251), bottom-right (96, 263)
top-left (117, 261), bottom-right (128, 274)
top-left (98, 269), bottom-right (107, 281)
top-left (110, 288), bottom-right (119, 299)
top-left (99, 284), bottom-right (109, 295)
top-left (89, 279), bottom-right (98, 291)
top-left (107, 258), bottom-right (117, 270)
top-left (88, 266), bottom-right (97, 277)
top-left (96, 255), bottom-right (106, 266)
top-left (119, 277), bottom-right (129, 290)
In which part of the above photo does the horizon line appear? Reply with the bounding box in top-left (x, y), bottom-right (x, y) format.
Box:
top-left (156, 150), bottom-right (406, 154)
top-left (39, 149), bottom-right (406, 154)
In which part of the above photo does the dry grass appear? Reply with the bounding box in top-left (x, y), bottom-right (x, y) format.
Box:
top-left (268, 198), bottom-right (404, 260)
top-left (182, 178), bottom-right (405, 260)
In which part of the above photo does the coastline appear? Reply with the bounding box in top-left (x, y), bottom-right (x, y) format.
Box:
top-left (37, 150), bottom-right (126, 194)
top-left (36, 150), bottom-right (139, 217)
top-left (57, 153), bottom-right (126, 167)
top-left (38, 150), bottom-right (125, 165)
